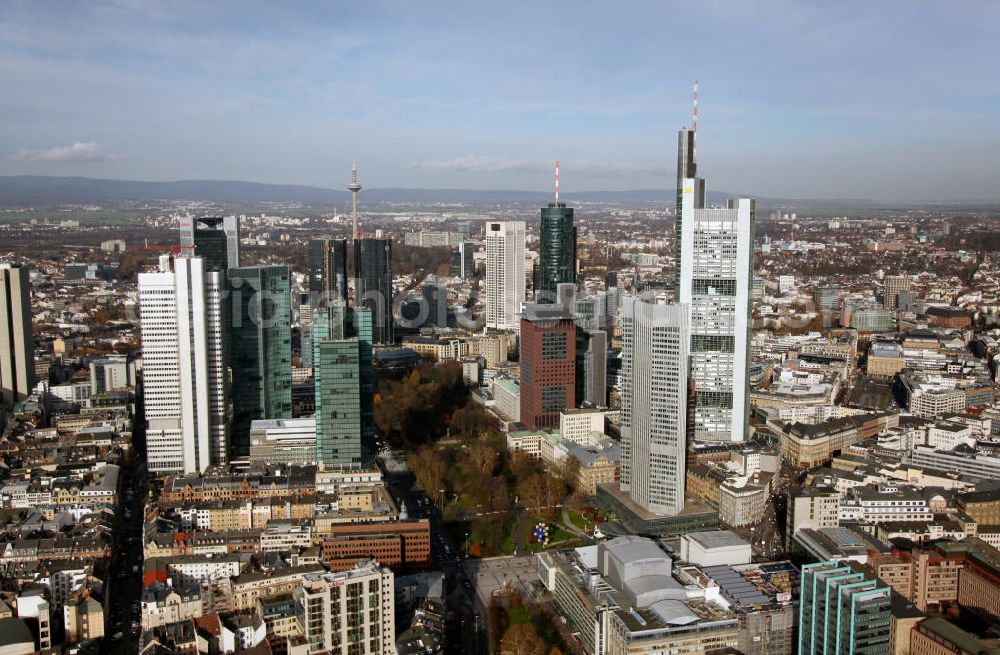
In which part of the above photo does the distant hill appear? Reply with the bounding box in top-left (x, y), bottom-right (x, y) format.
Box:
top-left (0, 175), bottom-right (752, 207)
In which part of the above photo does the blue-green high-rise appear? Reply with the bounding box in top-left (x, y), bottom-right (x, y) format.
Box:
top-left (313, 304), bottom-right (374, 469)
top-left (229, 265), bottom-right (292, 457)
top-left (534, 202), bottom-right (576, 303)
top-left (799, 561), bottom-right (891, 655)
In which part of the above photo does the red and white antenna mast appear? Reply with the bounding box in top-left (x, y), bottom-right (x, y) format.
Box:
top-left (555, 160), bottom-right (560, 203)
top-left (693, 80), bottom-right (699, 164)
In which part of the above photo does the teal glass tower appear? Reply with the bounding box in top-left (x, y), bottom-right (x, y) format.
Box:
top-left (228, 265), bottom-right (293, 457)
top-left (799, 561), bottom-right (891, 655)
top-left (313, 304), bottom-right (375, 469)
top-left (534, 201), bottom-right (576, 304)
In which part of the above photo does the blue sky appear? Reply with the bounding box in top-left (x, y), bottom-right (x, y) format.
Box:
top-left (1, 0), bottom-right (998, 201)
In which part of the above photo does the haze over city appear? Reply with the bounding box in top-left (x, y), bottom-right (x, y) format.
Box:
top-left (3, 0), bottom-right (999, 201)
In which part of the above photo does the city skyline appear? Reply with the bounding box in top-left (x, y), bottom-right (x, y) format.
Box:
top-left (1, 2), bottom-right (998, 202)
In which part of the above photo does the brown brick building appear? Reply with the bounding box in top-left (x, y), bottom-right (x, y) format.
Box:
top-left (320, 519), bottom-right (431, 573)
top-left (519, 307), bottom-right (576, 430)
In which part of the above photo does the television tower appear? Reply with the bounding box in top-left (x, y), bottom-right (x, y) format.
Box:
top-left (347, 162), bottom-right (362, 241)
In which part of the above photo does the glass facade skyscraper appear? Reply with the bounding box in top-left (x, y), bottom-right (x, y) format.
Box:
top-left (228, 265), bottom-right (292, 457)
top-left (354, 238), bottom-right (393, 344)
top-left (534, 202), bottom-right (576, 303)
top-left (179, 216), bottom-right (241, 271)
top-left (308, 238), bottom-right (348, 306)
top-left (799, 561), bottom-right (891, 655)
top-left (313, 305), bottom-right (374, 469)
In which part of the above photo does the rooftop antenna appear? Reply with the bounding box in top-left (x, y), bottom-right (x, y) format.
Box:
top-left (555, 160), bottom-right (560, 203)
top-left (693, 80), bottom-right (699, 164)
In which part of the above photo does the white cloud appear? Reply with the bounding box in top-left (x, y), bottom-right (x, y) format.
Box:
top-left (11, 141), bottom-right (113, 163)
top-left (409, 155), bottom-right (543, 173)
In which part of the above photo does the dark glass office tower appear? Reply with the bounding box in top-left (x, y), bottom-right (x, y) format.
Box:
top-left (179, 216), bottom-right (241, 271)
top-left (534, 202), bottom-right (576, 303)
top-left (450, 240), bottom-right (476, 280)
top-left (354, 238), bottom-right (393, 344)
top-left (308, 239), bottom-right (348, 306)
top-left (228, 265), bottom-right (292, 457)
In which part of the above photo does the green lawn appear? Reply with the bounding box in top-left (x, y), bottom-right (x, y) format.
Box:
top-left (566, 509), bottom-right (589, 531)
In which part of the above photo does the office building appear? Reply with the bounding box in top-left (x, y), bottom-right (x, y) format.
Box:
top-left (229, 265), bottom-right (292, 457)
top-left (313, 305), bottom-right (375, 469)
top-left (450, 240), bottom-right (477, 279)
top-left (293, 563), bottom-right (396, 655)
top-left (420, 274), bottom-right (447, 328)
top-left (884, 275), bottom-right (911, 311)
top-left (520, 305), bottom-right (576, 430)
top-left (179, 216), bottom-right (241, 271)
top-left (89, 355), bottom-right (130, 394)
top-left (799, 561), bottom-right (891, 655)
top-left (308, 238), bottom-right (348, 306)
top-left (0, 263), bottom-right (34, 405)
top-left (354, 238), bottom-right (393, 344)
top-left (139, 256), bottom-right (229, 473)
top-left (620, 296), bottom-right (690, 516)
top-left (249, 418), bottom-right (318, 466)
top-left (678, 172), bottom-right (755, 443)
top-left (534, 195), bottom-right (576, 303)
top-left (485, 221), bottom-right (526, 331)
top-left (576, 328), bottom-right (608, 407)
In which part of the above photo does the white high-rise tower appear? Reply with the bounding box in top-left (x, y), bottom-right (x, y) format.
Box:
top-left (678, 177), bottom-right (754, 443)
top-left (0, 263), bottom-right (34, 406)
top-left (485, 220), bottom-right (526, 331)
top-left (139, 256), bottom-right (229, 473)
top-left (619, 295), bottom-right (689, 516)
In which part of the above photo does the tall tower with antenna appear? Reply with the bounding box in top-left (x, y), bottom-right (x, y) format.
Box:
top-left (675, 81), bottom-right (703, 294)
top-left (534, 160), bottom-right (576, 303)
top-left (347, 163), bottom-right (362, 241)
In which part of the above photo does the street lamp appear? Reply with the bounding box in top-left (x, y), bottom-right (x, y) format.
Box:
top-left (465, 532), bottom-right (470, 558)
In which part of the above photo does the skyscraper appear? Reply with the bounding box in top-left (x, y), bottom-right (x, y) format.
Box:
top-left (354, 238), bottom-right (393, 344)
top-left (619, 296), bottom-right (689, 516)
top-left (308, 238), bottom-right (348, 306)
top-left (678, 174), bottom-right (754, 443)
top-left (450, 240), bottom-right (476, 280)
top-left (179, 216), bottom-right (241, 271)
top-left (229, 265), bottom-right (292, 457)
top-left (799, 561), bottom-right (891, 655)
top-left (485, 221), bottom-right (526, 331)
top-left (139, 256), bottom-right (229, 473)
top-left (576, 328), bottom-right (607, 408)
top-left (519, 305), bottom-right (576, 430)
top-left (313, 305), bottom-right (374, 469)
top-left (674, 128), bottom-right (697, 294)
top-left (0, 263), bottom-right (34, 406)
top-left (534, 174), bottom-right (576, 303)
